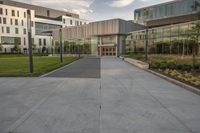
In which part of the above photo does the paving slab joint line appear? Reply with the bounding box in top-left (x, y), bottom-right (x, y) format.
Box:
top-left (140, 82), bottom-right (195, 133)
top-left (7, 82), bottom-right (64, 133)
top-left (98, 79), bottom-right (102, 133)
top-left (40, 58), bottom-right (81, 77)
top-left (122, 58), bottom-right (200, 96)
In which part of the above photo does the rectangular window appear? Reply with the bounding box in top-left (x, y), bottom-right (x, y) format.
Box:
top-left (21, 20), bottom-right (24, 26)
top-left (24, 12), bottom-right (26, 18)
top-left (63, 19), bottom-right (65, 24)
top-left (70, 20), bottom-right (72, 25)
top-left (47, 10), bottom-right (50, 17)
top-left (2, 27), bottom-right (4, 33)
top-left (3, 18), bottom-right (6, 24)
top-left (80, 21), bottom-right (82, 25)
top-left (10, 19), bottom-right (13, 25)
top-left (12, 10), bottom-right (15, 16)
top-left (15, 19), bottom-right (18, 25)
top-left (15, 28), bottom-right (19, 34)
top-left (17, 11), bottom-right (19, 17)
top-left (5, 9), bottom-right (7, 15)
top-left (43, 39), bottom-right (46, 46)
top-left (39, 38), bottom-right (42, 46)
top-left (23, 29), bottom-right (26, 34)
top-left (0, 8), bottom-right (3, 15)
top-left (6, 27), bottom-right (10, 33)
top-left (0, 17), bottom-right (1, 24)
top-left (24, 38), bottom-right (26, 45)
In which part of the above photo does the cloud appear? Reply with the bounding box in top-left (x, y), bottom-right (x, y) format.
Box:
top-left (13, 0), bottom-right (94, 16)
top-left (109, 0), bottom-right (135, 8)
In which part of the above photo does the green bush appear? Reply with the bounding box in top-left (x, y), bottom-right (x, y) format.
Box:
top-left (167, 62), bottom-right (177, 69)
top-left (126, 54), bottom-right (144, 60)
top-left (150, 61), bottom-right (194, 70)
top-left (194, 64), bottom-right (200, 69)
top-left (181, 64), bottom-right (192, 71)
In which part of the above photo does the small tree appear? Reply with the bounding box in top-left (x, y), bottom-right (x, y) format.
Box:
top-left (42, 46), bottom-right (46, 54)
top-left (0, 44), bottom-right (2, 52)
top-left (191, 1), bottom-right (200, 68)
top-left (55, 41), bottom-right (60, 54)
top-left (13, 44), bottom-right (20, 53)
top-left (32, 44), bottom-right (36, 53)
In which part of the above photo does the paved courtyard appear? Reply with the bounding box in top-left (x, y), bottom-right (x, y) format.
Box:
top-left (0, 57), bottom-right (200, 133)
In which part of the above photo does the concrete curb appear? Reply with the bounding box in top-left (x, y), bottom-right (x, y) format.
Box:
top-left (40, 58), bottom-right (81, 77)
top-left (146, 69), bottom-right (200, 96)
top-left (124, 58), bottom-right (149, 69)
top-left (122, 58), bottom-right (200, 96)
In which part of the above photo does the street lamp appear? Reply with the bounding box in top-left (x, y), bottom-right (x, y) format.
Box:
top-left (27, 10), bottom-right (33, 73)
top-left (59, 28), bottom-right (63, 63)
top-left (145, 27), bottom-right (148, 61)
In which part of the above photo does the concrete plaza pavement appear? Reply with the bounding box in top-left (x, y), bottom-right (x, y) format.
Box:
top-left (0, 57), bottom-right (200, 133)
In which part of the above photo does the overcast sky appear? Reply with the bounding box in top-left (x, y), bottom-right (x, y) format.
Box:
top-left (12, 0), bottom-right (174, 21)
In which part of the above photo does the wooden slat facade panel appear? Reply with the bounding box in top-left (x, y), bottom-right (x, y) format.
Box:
top-left (53, 19), bottom-right (145, 41)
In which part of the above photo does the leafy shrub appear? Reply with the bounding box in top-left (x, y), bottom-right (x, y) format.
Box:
top-left (167, 62), bottom-right (177, 69)
top-left (150, 61), bottom-right (194, 70)
top-left (164, 69), bottom-right (200, 87)
top-left (181, 64), bottom-right (192, 71)
top-left (194, 64), bottom-right (200, 69)
top-left (126, 54), bottom-right (144, 60)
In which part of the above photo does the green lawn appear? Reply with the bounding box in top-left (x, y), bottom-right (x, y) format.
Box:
top-left (0, 56), bottom-right (79, 77)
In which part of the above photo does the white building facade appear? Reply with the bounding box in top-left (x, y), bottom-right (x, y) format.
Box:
top-left (0, 1), bottom-right (88, 53)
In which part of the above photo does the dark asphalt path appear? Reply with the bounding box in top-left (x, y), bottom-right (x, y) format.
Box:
top-left (43, 57), bottom-right (101, 78)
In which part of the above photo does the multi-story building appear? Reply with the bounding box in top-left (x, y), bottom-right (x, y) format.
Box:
top-left (126, 0), bottom-right (200, 56)
top-left (52, 19), bottom-right (145, 56)
top-left (134, 0), bottom-right (200, 27)
top-left (0, 0), bottom-right (88, 53)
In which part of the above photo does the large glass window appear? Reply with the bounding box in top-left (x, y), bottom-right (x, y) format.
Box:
top-left (35, 22), bottom-right (61, 36)
top-left (1, 37), bottom-right (21, 45)
top-left (101, 36), bottom-right (116, 44)
top-left (125, 21), bottom-right (200, 55)
top-left (135, 0), bottom-right (196, 24)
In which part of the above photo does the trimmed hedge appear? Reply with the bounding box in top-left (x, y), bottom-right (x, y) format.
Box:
top-left (150, 61), bottom-right (200, 71)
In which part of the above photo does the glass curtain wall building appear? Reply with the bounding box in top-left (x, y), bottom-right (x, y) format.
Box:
top-left (134, 0), bottom-right (200, 25)
top-left (126, 21), bottom-right (200, 56)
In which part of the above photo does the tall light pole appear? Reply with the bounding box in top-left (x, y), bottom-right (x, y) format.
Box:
top-left (145, 27), bottom-right (148, 61)
top-left (59, 28), bottom-right (63, 63)
top-left (27, 10), bottom-right (33, 73)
